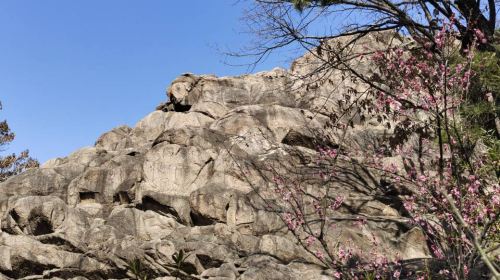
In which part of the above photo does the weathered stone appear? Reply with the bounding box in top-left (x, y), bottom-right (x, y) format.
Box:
top-left (0, 169), bottom-right (70, 202)
top-left (0, 37), bottom-right (432, 279)
top-left (238, 255), bottom-right (299, 280)
top-left (142, 143), bottom-right (215, 197)
top-left (0, 233), bottom-right (111, 278)
top-left (106, 207), bottom-right (181, 241)
top-left (67, 153), bottom-right (143, 208)
top-left (95, 125), bottom-right (133, 151)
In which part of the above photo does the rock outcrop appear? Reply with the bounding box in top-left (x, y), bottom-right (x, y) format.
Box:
top-left (0, 33), bottom-right (428, 279)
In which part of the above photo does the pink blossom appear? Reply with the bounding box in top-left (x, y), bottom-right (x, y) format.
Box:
top-left (315, 250), bottom-right (324, 260)
top-left (474, 29), bottom-right (487, 44)
top-left (272, 21), bottom-right (493, 278)
top-left (330, 196), bottom-right (344, 210)
top-left (403, 199), bottom-right (415, 212)
top-left (353, 216), bottom-right (367, 228)
top-left (439, 269), bottom-right (450, 275)
top-left (492, 195), bottom-right (500, 206)
top-left (417, 174), bottom-right (428, 182)
top-left (431, 244), bottom-right (445, 259)
top-left (338, 247), bottom-right (346, 260)
top-left (306, 235), bottom-right (316, 247)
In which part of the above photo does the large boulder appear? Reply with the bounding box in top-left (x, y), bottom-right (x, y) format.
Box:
top-left (0, 35), bottom-right (431, 279)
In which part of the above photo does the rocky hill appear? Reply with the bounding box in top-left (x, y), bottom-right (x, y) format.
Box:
top-left (0, 33), bottom-right (429, 279)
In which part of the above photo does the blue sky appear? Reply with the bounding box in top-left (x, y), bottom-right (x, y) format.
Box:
top-left (0, 1), bottom-right (295, 163)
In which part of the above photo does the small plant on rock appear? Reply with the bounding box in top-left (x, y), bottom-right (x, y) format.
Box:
top-left (128, 258), bottom-right (149, 280)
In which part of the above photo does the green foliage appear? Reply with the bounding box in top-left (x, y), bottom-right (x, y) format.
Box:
top-left (127, 249), bottom-right (193, 280)
top-left (443, 37), bottom-right (500, 178)
top-left (171, 249), bottom-right (189, 266)
top-left (168, 249), bottom-right (192, 280)
top-left (472, 30), bottom-right (500, 96)
top-left (362, 271), bottom-right (377, 280)
top-left (0, 101), bottom-right (39, 182)
top-left (128, 258), bottom-right (149, 280)
top-left (473, 50), bottom-right (500, 95)
top-left (461, 44), bottom-right (500, 175)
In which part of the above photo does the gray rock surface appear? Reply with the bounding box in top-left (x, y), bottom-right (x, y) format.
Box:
top-left (0, 33), bottom-right (429, 279)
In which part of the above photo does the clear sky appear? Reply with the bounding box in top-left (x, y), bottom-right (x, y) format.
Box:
top-left (0, 1), bottom-right (294, 164)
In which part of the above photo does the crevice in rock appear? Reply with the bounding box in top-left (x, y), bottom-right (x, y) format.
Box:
top-left (173, 102), bottom-right (192, 112)
top-left (375, 179), bottom-right (412, 220)
top-left (189, 157), bottom-right (214, 187)
top-left (2, 210), bottom-right (21, 234)
top-left (197, 254), bottom-right (224, 269)
top-left (29, 215), bottom-right (54, 236)
top-left (3, 258), bottom-right (57, 279)
top-left (281, 130), bottom-right (317, 150)
top-left (79, 191), bottom-right (98, 203)
top-left (37, 235), bottom-right (84, 254)
top-left (127, 151), bottom-right (139, 156)
top-left (193, 110), bottom-right (216, 119)
top-left (281, 130), bottom-right (339, 151)
top-left (379, 179), bottom-right (399, 195)
top-left (113, 191), bottom-right (131, 204)
top-left (137, 196), bottom-right (182, 223)
top-left (189, 210), bottom-right (217, 226)
top-left (152, 138), bottom-right (167, 147)
top-left (172, 262), bottom-right (198, 277)
top-left (9, 209), bottom-right (20, 223)
top-left (35, 266), bottom-right (129, 280)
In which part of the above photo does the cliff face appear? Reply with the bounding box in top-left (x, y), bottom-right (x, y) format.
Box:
top-left (0, 33), bottom-right (428, 279)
